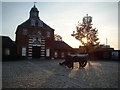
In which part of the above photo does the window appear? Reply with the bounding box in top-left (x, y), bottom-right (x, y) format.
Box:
top-left (112, 51), bottom-right (119, 59)
top-left (61, 52), bottom-right (64, 58)
top-left (34, 12), bottom-right (37, 17)
top-left (23, 29), bottom-right (28, 35)
top-left (22, 47), bottom-right (26, 56)
top-left (38, 20), bottom-right (43, 27)
top-left (46, 48), bottom-right (50, 57)
top-left (54, 52), bottom-right (58, 58)
top-left (31, 19), bottom-right (35, 26)
top-left (68, 52), bottom-right (71, 55)
top-left (47, 31), bottom-right (51, 37)
top-left (5, 48), bottom-right (10, 55)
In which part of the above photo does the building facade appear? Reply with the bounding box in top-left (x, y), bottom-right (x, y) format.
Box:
top-left (15, 5), bottom-right (55, 59)
top-left (1, 36), bottom-right (17, 60)
top-left (54, 41), bottom-right (74, 59)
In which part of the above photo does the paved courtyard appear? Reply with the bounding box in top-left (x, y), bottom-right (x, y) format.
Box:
top-left (2, 59), bottom-right (119, 88)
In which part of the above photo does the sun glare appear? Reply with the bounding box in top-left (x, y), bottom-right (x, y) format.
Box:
top-left (82, 37), bottom-right (87, 43)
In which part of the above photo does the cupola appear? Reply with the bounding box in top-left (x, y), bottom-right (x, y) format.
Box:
top-left (30, 4), bottom-right (39, 19)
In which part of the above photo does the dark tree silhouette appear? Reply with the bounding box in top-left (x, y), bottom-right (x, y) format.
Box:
top-left (71, 14), bottom-right (100, 53)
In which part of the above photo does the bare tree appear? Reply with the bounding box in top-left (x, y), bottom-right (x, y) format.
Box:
top-left (71, 14), bottom-right (99, 53)
top-left (54, 34), bottom-right (62, 41)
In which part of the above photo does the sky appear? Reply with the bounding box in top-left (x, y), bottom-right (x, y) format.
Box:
top-left (1, 2), bottom-right (119, 50)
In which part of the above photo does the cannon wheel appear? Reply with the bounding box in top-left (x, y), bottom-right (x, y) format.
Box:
top-left (79, 60), bottom-right (87, 68)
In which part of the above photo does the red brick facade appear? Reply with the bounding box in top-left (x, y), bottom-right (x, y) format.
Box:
top-left (54, 41), bottom-right (74, 59)
top-left (15, 5), bottom-right (54, 59)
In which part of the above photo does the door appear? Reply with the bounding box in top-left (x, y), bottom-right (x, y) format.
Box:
top-left (32, 46), bottom-right (41, 58)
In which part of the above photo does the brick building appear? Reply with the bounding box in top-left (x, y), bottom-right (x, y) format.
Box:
top-left (54, 41), bottom-right (74, 59)
top-left (1, 36), bottom-right (17, 60)
top-left (15, 5), bottom-right (55, 59)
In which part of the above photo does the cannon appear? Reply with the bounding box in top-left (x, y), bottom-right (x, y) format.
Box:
top-left (59, 54), bottom-right (88, 69)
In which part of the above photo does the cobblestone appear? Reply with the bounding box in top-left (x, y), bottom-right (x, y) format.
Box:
top-left (2, 59), bottom-right (119, 88)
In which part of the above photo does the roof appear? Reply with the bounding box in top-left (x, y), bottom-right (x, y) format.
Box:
top-left (30, 5), bottom-right (39, 12)
top-left (18, 19), bottom-right (54, 30)
top-left (1, 36), bottom-right (16, 47)
top-left (17, 5), bottom-right (54, 31)
top-left (55, 41), bottom-right (73, 51)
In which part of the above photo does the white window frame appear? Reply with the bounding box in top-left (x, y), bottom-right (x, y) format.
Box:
top-left (46, 48), bottom-right (50, 57)
top-left (5, 48), bottom-right (10, 55)
top-left (22, 47), bottom-right (26, 56)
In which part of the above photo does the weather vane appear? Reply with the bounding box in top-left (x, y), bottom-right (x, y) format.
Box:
top-left (34, 2), bottom-right (37, 6)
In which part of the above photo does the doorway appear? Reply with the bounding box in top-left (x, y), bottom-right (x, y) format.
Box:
top-left (32, 46), bottom-right (41, 58)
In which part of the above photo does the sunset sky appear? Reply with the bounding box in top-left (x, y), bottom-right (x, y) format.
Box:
top-left (1, 1), bottom-right (119, 50)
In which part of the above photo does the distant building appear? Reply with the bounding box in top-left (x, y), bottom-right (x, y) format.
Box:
top-left (1, 36), bottom-right (17, 60)
top-left (74, 45), bottom-right (116, 60)
top-left (54, 41), bottom-right (74, 59)
top-left (92, 45), bottom-right (114, 60)
top-left (74, 46), bottom-right (87, 54)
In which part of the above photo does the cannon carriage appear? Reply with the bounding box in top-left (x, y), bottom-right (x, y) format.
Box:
top-left (59, 54), bottom-right (88, 69)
